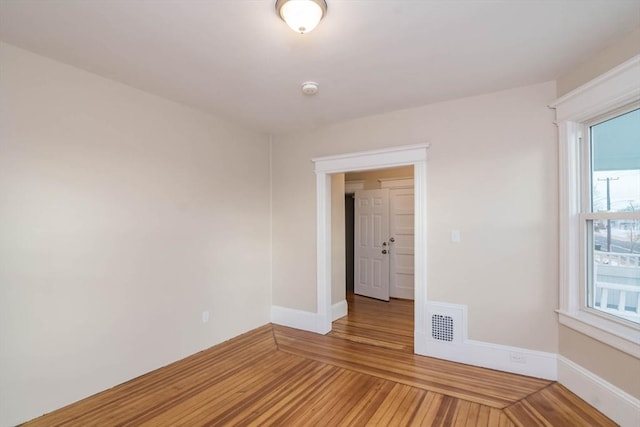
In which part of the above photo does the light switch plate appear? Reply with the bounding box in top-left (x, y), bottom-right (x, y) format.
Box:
top-left (451, 230), bottom-right (461, 243)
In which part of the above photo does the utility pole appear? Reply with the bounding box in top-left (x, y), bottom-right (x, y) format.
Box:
top-left (598, 177), bottom-right (619, 252)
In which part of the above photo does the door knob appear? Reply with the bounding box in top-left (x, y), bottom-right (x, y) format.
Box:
top-left (382, 242), bottom-right (387, 246)
top-left (389, 237), bottom-right (395, 242)
top-left (382, 249), bottom-right (388, 254)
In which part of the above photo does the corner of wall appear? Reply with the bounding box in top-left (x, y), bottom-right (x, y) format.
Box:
top-left (557, 355), bottom-right (640, 427)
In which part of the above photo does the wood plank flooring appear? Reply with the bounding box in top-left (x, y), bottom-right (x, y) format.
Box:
top-left (275, 324), bottom-right (548, 409)
top-left (328, 293), bottom-right (414, 352)
top-left (23, 294), bottom-right (616, 426)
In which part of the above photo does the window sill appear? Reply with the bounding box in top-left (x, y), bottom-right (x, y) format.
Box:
top-left (557, 309), bottom-right (640, 358)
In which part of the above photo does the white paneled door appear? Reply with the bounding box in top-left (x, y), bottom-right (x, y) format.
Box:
top-left (389, 188), bottom-right (415, 299)
top-left (354, 189), bottom-right (390, 301)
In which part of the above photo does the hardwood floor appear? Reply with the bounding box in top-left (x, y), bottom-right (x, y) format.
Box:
top-left (24, 294), bottom-right (616, 426)
top-left (328, 293), bottom-right (414, 352)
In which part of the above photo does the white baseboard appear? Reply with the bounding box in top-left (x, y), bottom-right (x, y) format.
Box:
top-left (418, 335), bottom-right (558, 380)
top-left (558, 355), bottom-right (640, 427)
top-left (332, 299), bottom-right (348, 321)
top-left (270, 305), bottom-right (331, 334)
top-left (271, 301), bottom-right (347, 334)
top-left (421, 300), bottom-right (557, 380)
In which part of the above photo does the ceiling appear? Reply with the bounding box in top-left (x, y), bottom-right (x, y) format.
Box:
top-left (1, 0), bottom-right (639, 135)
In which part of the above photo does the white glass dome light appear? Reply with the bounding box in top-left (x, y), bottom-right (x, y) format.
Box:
top-left (276, 0), bottom-right (327, 34)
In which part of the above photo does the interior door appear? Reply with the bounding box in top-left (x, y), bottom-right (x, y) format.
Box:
top-left (389, 188), bottom-right (415, 299)
top-left (354, 189), bottom-right (390, 301)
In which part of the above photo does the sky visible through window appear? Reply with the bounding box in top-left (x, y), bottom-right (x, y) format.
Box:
top-left (590, 108), bottom-right (640, 256)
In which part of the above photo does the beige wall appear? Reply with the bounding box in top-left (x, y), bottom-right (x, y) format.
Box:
top-left (559, 328), bottom-right (640, 398)
top-left (346, 166), bottom-right (414, 190)
top-left (555, 28), bottom-right (640, 399)
top-left (331, 174), bottom-right (346, 305)
top-left (557, 28), bottom-right (640, 97)
top-left (0, 43), bottom-right (272, 426)
top-left (272, 81), bottom-right (559, 353)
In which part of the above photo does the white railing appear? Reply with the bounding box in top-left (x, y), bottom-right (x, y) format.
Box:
top-left (594, 251), bottom-right (640, 322)
top-left (595, 282), bottom-right (640, 322)
top-left (594, 251), bottom-right (640, 267)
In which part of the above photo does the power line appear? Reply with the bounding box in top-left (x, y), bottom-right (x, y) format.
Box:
top-left (597, 177), bottom-right (619, 252)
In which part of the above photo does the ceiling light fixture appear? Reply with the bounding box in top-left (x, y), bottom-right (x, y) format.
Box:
top-left (276, 0), bottom-right (327, 34)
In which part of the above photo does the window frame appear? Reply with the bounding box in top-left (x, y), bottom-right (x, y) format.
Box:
top-left (580, 105), bottom-right (640, 325)
top-left (551, 55), bottom-right (640, 357)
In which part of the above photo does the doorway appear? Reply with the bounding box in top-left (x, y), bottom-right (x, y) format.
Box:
top-left (345, 167), bottom-right (415, 301)
top-left (340, 167), bottom-right (416, 351)
top-left (312, 143), bottom-right (429, 355)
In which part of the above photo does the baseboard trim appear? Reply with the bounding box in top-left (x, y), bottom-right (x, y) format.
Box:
top-left (271, 302), bottom-right (347, 334)
top-left (270, 305), bottom-right (326, 334)
top-left (332, 299), bottom-right (348, 321)
top-left (419, 337), bottom-right (557, 380)
top-left (558, 355), bottom-right (640, 427)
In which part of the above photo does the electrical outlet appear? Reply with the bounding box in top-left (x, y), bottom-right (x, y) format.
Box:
top-left (510, 352), bottom-right (527, 364)
top-left (202, 311), bottom-right (210, 323)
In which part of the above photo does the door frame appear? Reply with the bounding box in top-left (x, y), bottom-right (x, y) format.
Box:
top-left (312, 143), bottom-right (430, 354)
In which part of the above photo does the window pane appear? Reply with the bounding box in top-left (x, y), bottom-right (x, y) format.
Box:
top-left (588, 109), bottom-right (640, 324)
top-left (590, 108), bottom-right (640, 213)
top-left (588, 218), bottom-right (640, 324)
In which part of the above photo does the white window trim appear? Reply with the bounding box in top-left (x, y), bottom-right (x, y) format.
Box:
top-left (550, 55), bottom-right (640, 357)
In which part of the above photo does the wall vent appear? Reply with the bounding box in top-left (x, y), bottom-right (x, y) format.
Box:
top-left (426, 302), bottom-right (467, 344)
top-left (431, 314), bottom-right (454, 341)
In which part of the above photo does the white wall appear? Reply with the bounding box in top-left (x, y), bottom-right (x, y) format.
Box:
top-left (0, 43), bottom-right (272, 426)
top-left (272, 81), bottom-right (559, 353)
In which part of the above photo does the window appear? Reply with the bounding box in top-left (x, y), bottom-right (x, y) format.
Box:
top-left (584, 108), bottom-right (640, 324)
top-left (552, 55), bottom-right (640, 357)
